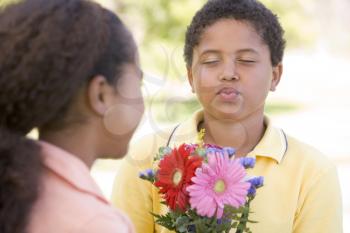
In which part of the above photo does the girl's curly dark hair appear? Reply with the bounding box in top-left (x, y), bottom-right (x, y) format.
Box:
top-left (0, 0), bottom-right (136, 232)
top-left (184, 0), bottom-right (286, 67)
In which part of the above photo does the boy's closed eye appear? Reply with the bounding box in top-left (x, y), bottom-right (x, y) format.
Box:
top-left (202, 59), bottom-right (220, 65)
top-left (237, 58), bottom-right (257, 64)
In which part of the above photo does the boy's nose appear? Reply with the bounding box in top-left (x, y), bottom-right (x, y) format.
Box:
top-left (220, 62), bottom-right (239, 81)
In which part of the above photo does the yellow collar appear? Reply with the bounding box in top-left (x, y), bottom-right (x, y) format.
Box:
top-left (169, 110), bottom-right (287, 164)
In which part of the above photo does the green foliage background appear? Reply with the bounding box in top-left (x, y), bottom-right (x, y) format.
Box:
top-left (114, 0), bottom-right (318, 82)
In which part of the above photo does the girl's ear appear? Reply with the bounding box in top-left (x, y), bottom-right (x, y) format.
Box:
top-left (270, 63), bottom-right (283, 92)
top-left (87, 75), bottom-right (115, 116)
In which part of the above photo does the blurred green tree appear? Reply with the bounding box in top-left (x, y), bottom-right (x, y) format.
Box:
top-left (0, 0), bottom-right (21, 8)
top-left (116, 0), bottom-right (318, 48)
top-left (112, 0), bottom-right (318, 81)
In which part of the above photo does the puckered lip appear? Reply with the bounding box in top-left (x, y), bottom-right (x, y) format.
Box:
top-left (216, 86), bottom-right (240, 95)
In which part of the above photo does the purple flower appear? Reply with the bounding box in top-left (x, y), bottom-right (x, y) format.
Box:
top-left (217, 217), bottom-right (231, 225)
top-left (147, 169), bottom-right (155, 176)
top-left (239, 157), bottom-right (256, 169)
top-left (206, 147), bottom-right (222, 154)
top-left (139, 172), bottom-right (147, 179)
top-left (246, 176), bottom-right (264, 197)
top-left (223, 147), bottom-right (236, 158)
top-left (247, 176), bottom-right (264, 188)
top-left (139, 169), bottom-right (155, 180)
top-left (205, 144), bottom-right (222, 152)
top-left (205, 146), bottom-right (236, 159)
top-left (187, 224), bottom-right (196, 233)
top-left (247, 185), bottom-right (257, 196)
top-left (204, 144), bottom-right (223, 155)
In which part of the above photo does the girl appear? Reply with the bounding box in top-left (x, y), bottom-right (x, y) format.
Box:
top-left (0, 0), bottom-right (144, 232)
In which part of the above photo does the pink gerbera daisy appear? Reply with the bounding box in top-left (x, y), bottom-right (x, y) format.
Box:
top-left (186, 151), bottom-right (250, 219)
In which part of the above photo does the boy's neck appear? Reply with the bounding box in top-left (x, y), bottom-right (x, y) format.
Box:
top-left (201, 110), bottom-right (266, 157)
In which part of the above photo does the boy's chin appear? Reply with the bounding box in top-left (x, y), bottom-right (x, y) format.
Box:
top-left (206, 107), bottom-right (243, 121)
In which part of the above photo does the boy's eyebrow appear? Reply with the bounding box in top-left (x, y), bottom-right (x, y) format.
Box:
top-left (199, 49), bottom-right (221, 56)
top-left (236, 48), bottom-right (259, 55)
top-left (199, 48), bottom-right (260, 56)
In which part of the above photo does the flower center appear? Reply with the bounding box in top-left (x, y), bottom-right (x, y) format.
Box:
top-left (214, 180), bottom-right (226, 193)
top-left (172, 170), bottom-right (183, 186)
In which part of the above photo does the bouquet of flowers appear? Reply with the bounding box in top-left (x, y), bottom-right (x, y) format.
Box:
top-left (139, 130), bottom-right (264, 233)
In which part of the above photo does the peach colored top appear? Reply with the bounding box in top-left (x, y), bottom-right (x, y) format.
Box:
top-left (28, 141), bottom-right (135, 233)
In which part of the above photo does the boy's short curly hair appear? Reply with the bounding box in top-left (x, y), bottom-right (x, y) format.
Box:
top-left (184, 0), bottom-right (286, 67)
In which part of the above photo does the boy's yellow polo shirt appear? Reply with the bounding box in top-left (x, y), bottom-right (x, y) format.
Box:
top-left (112, 110), bottom-right (343, 233)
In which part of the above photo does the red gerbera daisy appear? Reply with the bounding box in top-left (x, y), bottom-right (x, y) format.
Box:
top-left (154, 144), bottom-right (202, 212)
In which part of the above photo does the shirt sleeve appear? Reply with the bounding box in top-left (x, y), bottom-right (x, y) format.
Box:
top-left (111, 135), bottom-right (159, 233)
top-left (293, 165), bottom-right (343, 233)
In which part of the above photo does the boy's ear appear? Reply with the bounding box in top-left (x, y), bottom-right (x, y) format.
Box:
top-left (87, 75), bottom-right (114, 116)
top-left (270, 63), bottom-right (283, 92)
top-left (187, 67), bottom-right (195, 93)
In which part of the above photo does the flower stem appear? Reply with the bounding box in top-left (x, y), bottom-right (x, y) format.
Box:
top-left (235, 197), bottom-right (252, 233)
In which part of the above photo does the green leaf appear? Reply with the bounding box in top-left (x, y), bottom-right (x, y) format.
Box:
top-left (160, 146), bottom-right (172, 156)
top-left (150, 212), bottom-right (176, 230)
top-left (175, 216), bottom-right (190, 226)
top-left (196, 148), bottom-right (206, 157)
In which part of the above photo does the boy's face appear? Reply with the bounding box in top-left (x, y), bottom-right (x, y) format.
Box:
top-left (188, 19), bottom-right (282, 121)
